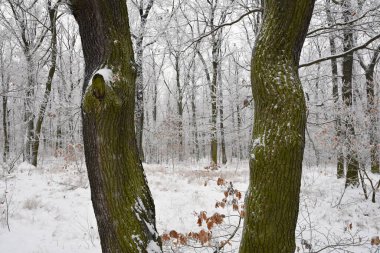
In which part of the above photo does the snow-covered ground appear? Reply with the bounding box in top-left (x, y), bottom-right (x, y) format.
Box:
top-left (0, 158), bottom-right (379, 252)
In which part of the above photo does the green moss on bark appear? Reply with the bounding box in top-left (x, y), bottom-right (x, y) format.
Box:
top-left (239, 1), bottom-right (315, 252)
top-left (71, 1), bottom-right (161, 252)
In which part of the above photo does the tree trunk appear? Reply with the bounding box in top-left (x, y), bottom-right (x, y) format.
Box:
top-left (31, 3), bottom-right (58, 167)
top-left (210, 58), bottom-right (218, 164)
top-left (2, 86), bottom-right (9, 162)
top-left (367, 67), bottom-right (379, 173)
top-left (218, 62), bottom-right (227, 164)
top-left (135, 0), bottom-right (154, 163)
top-left (326, 0), bottom-right (344, 178)
top-left (361, 46), bottom-right (380, 174)
top-left (210, 3), bottom-right (218, 165)
top-left (70, 1), bottom-right (161, 252)
top-left (24, 54), bottom-right (35, 163)
top-left (239, 0), bottom-right (314, 252)
top-left (135, 36), bottom-right (145, 162)
top-left (1, 43), bottom-right (9, 162)
top-left (197, 50), bottom-right (213, 161)
top-left (341, 0), bottom-right (359, 187)
top-left (174, 53), bottom-right (184, 161)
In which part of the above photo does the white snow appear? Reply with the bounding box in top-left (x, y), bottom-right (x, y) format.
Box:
top-left (86, 67), bottom-right (114, 94)
top-left (0, 159), bottom-right (379, 252)
top-left (95, 68), bottom-right (113, 84)
top-left (147, 240), bottom-right (161, 253)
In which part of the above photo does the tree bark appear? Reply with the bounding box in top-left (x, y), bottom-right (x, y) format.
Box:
top-left (218, 62), bottom-right (227, 164)
top-left (326, 0), bottom-right (345, 178)
top-left (31, 1), bottom-right (58, 167)
top-left (174, 53), bottom-right (184, 161)
top-left (1, 42), bottom-right (9, 162)
top-left (135, 0), bottom-right (154, 163)
top-left (365, 58), bottom-right (379, 174)
top-left (24, 54), bottom-right (35, 163)
top-left (341, 0), bottom-right (360, 188)
top-left (210, 1), bottom-right (219, 165)
top-left (239, 0), bottom-right (314, 252)
top-left (70, 0), bottom-right (161, 252)
top-left (190, 62), bottom-right (200, 161)
top-left (359, 45), bottom-right (380, 174)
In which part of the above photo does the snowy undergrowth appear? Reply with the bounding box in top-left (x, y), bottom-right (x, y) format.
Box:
top-left (0, 159), bottom-right (379, 252)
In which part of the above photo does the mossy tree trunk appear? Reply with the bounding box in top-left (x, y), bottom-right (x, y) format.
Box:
top-left (239, 0), bottom-right (315, 252)
top-left (70, 1), bottom-right (161, 252)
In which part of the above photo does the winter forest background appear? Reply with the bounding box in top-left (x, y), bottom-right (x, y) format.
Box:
top-left (0, 0), bottom-right (380, 252)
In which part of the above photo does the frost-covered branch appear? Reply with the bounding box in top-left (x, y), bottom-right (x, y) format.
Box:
top-left (299, 33), bottom-right (380, 68)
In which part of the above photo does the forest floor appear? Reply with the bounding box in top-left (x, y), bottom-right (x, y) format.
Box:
top-left (0, 157), bottom-right (379, 253)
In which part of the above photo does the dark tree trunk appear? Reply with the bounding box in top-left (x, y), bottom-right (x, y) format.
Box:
top-left (174, 53), bottom-right (184, 161)
top-left (366, 62), bottom-right (379, 174)
top-left (2, 87), bottom-right (9, 162)
top-left (31, 2), bottom-right (58, 167)
top-left (218, 63), bottom-right (227, 164)
top-left (1, 43), bottom-right (9, 162)
top-left (135, 0), bottom-right (154, 163)
top-left (239, 0), bottom-right (314, 252)
top-left (341, 0), bottom-right (359, 187)
top-left (24, 54), bottom-right (35, 163)
top-left (70, 0), bottom-right (161, 252)
top-left (326, 0), bottom-right (344, 178)
top-left (360, 45), bottom-right (380, 174)
top-left (191, 63), bottom-right (200, 161)
top-left (135, 35), bottom-right (145, 162)
top-left (210, 2), bottom-right (219, 165)
top-left (210, 58), bottom-right (218, 164)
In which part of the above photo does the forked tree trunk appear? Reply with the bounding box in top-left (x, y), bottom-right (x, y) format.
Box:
top-left (70, 1), bottom-right (161, 252)
top-left (239, 0), bottom-right (314, 252)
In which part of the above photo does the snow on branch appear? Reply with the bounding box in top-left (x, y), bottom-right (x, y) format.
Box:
top-left (299, 33), bottom-right (380, 68)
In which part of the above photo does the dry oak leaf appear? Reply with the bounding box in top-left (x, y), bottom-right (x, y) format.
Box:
top-left (198, 229), bottom-right (211, 245)
top-left (371, 236), bottom-right (380, 246)
top-left (217, 178), bottom-right (225, 186)
top-left (161, 233), bottom-right (170, 241)
top-left (169, 230), bottom-right (179, 239)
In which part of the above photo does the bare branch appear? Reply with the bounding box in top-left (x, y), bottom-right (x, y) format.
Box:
top-left (299, 33), bottom-right (380, 68)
